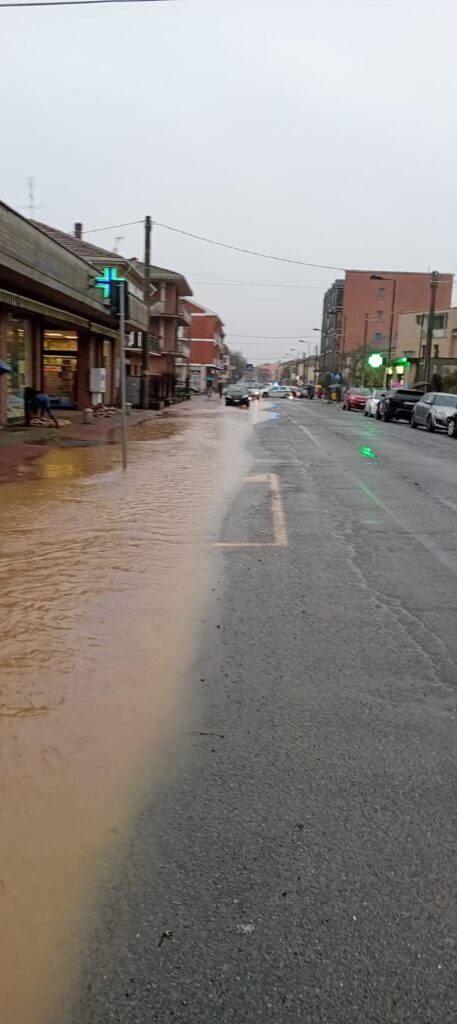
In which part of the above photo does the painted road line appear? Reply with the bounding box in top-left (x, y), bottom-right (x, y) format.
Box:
top-left (283, 413), bottom-right (321, 447)
top-left (214, 473), bottom-right (288, 549)
top-left (268, 472), bottom-right (288, 546)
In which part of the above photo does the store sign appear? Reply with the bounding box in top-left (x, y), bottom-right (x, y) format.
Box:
top-left (95, 266), bottom-right (125, 299)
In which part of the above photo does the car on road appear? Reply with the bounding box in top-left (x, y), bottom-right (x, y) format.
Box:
top-left (411, 392), bottom-right (457, 432)
top-left (376, 388), bottom-right (423, 422)
top-left (270, 386), bottom-right (294, 400)
top-left (248, 384), bottom-right (261, 400)
top-left (225, 385), bottom-right (250, 408)
top-left (364, 388), bottom-right (387, 418)
top-left (342, 387), bottom-right (371, 411)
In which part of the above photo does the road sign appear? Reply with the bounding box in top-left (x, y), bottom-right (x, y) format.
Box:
top-left (246, 363), bottom-right (254, 371)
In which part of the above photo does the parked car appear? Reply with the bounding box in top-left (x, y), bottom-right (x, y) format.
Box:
top-left (364, 388), bottom-right (387, 418)
top-left (376, 388), bottom-right (423, 422)
top-left (225, 385), bottom-right (250, 408)
top-left (411, 392), bottom-right (457, 432)
top-left (342, 387), bottom-right (371, 411)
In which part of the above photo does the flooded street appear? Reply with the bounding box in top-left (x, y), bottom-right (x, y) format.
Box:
top-left (0, 404), bottom-right (254, 1024)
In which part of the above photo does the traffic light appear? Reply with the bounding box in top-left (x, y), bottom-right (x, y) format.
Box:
top-left (367, 352), bottom-right (384, 369)
top-left (110, 280), bottom-right (130, 320)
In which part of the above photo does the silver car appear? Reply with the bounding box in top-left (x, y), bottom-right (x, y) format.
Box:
top-left (411, 392), bottom-right (457, 432)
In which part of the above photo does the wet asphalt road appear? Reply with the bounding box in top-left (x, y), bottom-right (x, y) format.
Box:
top-left (69, 400), bottom-right (457, 1024)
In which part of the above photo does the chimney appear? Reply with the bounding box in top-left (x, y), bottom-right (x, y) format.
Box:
top-left (74, 222), bottom-right (83, 240)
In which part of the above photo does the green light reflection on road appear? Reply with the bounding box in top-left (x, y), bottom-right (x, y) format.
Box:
top-left (359, 445), bottom-right (377, 460)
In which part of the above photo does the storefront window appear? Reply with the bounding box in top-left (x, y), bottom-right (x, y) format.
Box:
top-left (6, 316), bottom-right (32, 421)
top-left (43, 331), bottom-right (78, 407)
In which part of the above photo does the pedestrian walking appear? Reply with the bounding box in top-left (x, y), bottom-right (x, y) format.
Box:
top-left (218, 381), bottom-right (224, 398)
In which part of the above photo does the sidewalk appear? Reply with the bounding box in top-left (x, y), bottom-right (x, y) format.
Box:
top-left (0, 408), bottom-right (163, 485)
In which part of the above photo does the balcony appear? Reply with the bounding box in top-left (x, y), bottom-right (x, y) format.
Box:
top-left (176, 339), bottom-right (190, 359)
top-left (149, 336), bottom-right (162, 355)
top-left (150, 299), bottom-right (165, 317)
top-left (179, 305), bottom-right (192, 327)
top-left (149, 301), bottom-right (191, 327)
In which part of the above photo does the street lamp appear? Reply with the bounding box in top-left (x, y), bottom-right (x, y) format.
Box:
top-left (370, 274), bottom-right (397, 385)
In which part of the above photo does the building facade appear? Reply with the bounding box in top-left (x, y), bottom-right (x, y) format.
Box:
top-left (320, 279), bottom-right (345, 372)
top-left (130, 261), bottom-right (192, 403)
top-left (188, 301), bottom-right (226, 392)
top-left (396, 306), bottom-right (457, 389)
top-left (320, 271), bottom-right (453, 376)
top-left (0, 204), bottom-right (147, 425)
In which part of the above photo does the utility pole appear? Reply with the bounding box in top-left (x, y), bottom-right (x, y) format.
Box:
top-left (361, 314), bottom-right (369, 386)
top-left (423, 271), bottom-right (439, 390)
top-left (119, 281), bottom-right (128, 471)
top-left (141, 215), bottom-right (152, 410)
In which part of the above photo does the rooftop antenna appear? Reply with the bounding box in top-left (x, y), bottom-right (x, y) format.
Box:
top-left (114, 235), bottom-right (124, 253)
top-left (23, 177), bottom-right (45, 219)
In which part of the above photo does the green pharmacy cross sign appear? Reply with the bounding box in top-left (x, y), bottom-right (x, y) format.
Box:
top-left (95, 266), bottom-right (125, 299)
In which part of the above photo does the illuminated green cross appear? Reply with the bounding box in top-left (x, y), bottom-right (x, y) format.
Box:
top-left (95, 266), bottom-right (125, 299)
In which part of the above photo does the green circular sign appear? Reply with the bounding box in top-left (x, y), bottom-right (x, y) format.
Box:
top-left (368, 352), bottom-right (383, 369)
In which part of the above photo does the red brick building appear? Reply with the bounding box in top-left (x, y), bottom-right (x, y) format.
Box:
top-left (188, 301), bottom-right (226, 392)
top-left (321, 271), bottom-right (453, 373)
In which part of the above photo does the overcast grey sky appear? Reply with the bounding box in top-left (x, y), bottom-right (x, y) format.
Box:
top-left (2, 0), bottom-right (457, 364)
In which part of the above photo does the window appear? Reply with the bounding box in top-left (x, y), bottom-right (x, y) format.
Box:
top-left (378, 287), bottom-right (385, 300)
top-left (376, 310), bottom-right (384, 322)
top-left (375, 332), bottom-right (383, 343)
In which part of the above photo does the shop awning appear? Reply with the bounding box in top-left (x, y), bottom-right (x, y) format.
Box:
top-left (0, 358), bottom-right (11, 375)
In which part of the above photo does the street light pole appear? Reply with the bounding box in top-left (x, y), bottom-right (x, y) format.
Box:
top-left (423, 271), bottom-right (439, 389)
top-left (141, 215), bottom-right (152, 410)
top-left (370, 274), bottom-right (397, 388)
top-left (361, 314), bottom-right (369, 386)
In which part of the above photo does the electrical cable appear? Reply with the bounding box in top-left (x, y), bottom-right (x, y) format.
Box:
top-left (0, 0), bottom-right (174, 8)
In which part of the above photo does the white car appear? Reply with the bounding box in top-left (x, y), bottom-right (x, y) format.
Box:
top-left (248, 384), bottom-right (261, 400)
top-left (269, 386), bottom-right (293, 400)
top-left (364, 388), bottom-right (387, 418)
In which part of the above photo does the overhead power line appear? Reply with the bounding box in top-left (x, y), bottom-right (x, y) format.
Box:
top-left (0, 0), bottom-right (174, 7)
top-left (83, 217), bottom-right (343, 272)
top-left (153, 220), bottom-right (344, 272)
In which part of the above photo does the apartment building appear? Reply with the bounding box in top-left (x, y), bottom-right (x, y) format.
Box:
top-left (188, 301), bottom-right (226, 392)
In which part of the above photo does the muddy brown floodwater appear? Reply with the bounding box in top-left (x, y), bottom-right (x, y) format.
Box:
top-left (0, 404), bottom-right (256, 1024)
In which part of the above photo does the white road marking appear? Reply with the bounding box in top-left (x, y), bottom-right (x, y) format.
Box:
top-left (214, 473), bottom-right (288, 549)
top-left (268, 472), bottom-right (288, 546)
top-left (283, 413), bottom-right (321, 447)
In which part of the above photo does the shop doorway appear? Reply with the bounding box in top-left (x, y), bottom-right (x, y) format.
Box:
top-left (6, 315), bottom-right (32, 421)
top-left (43, 331), bottom-right (78, 408)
